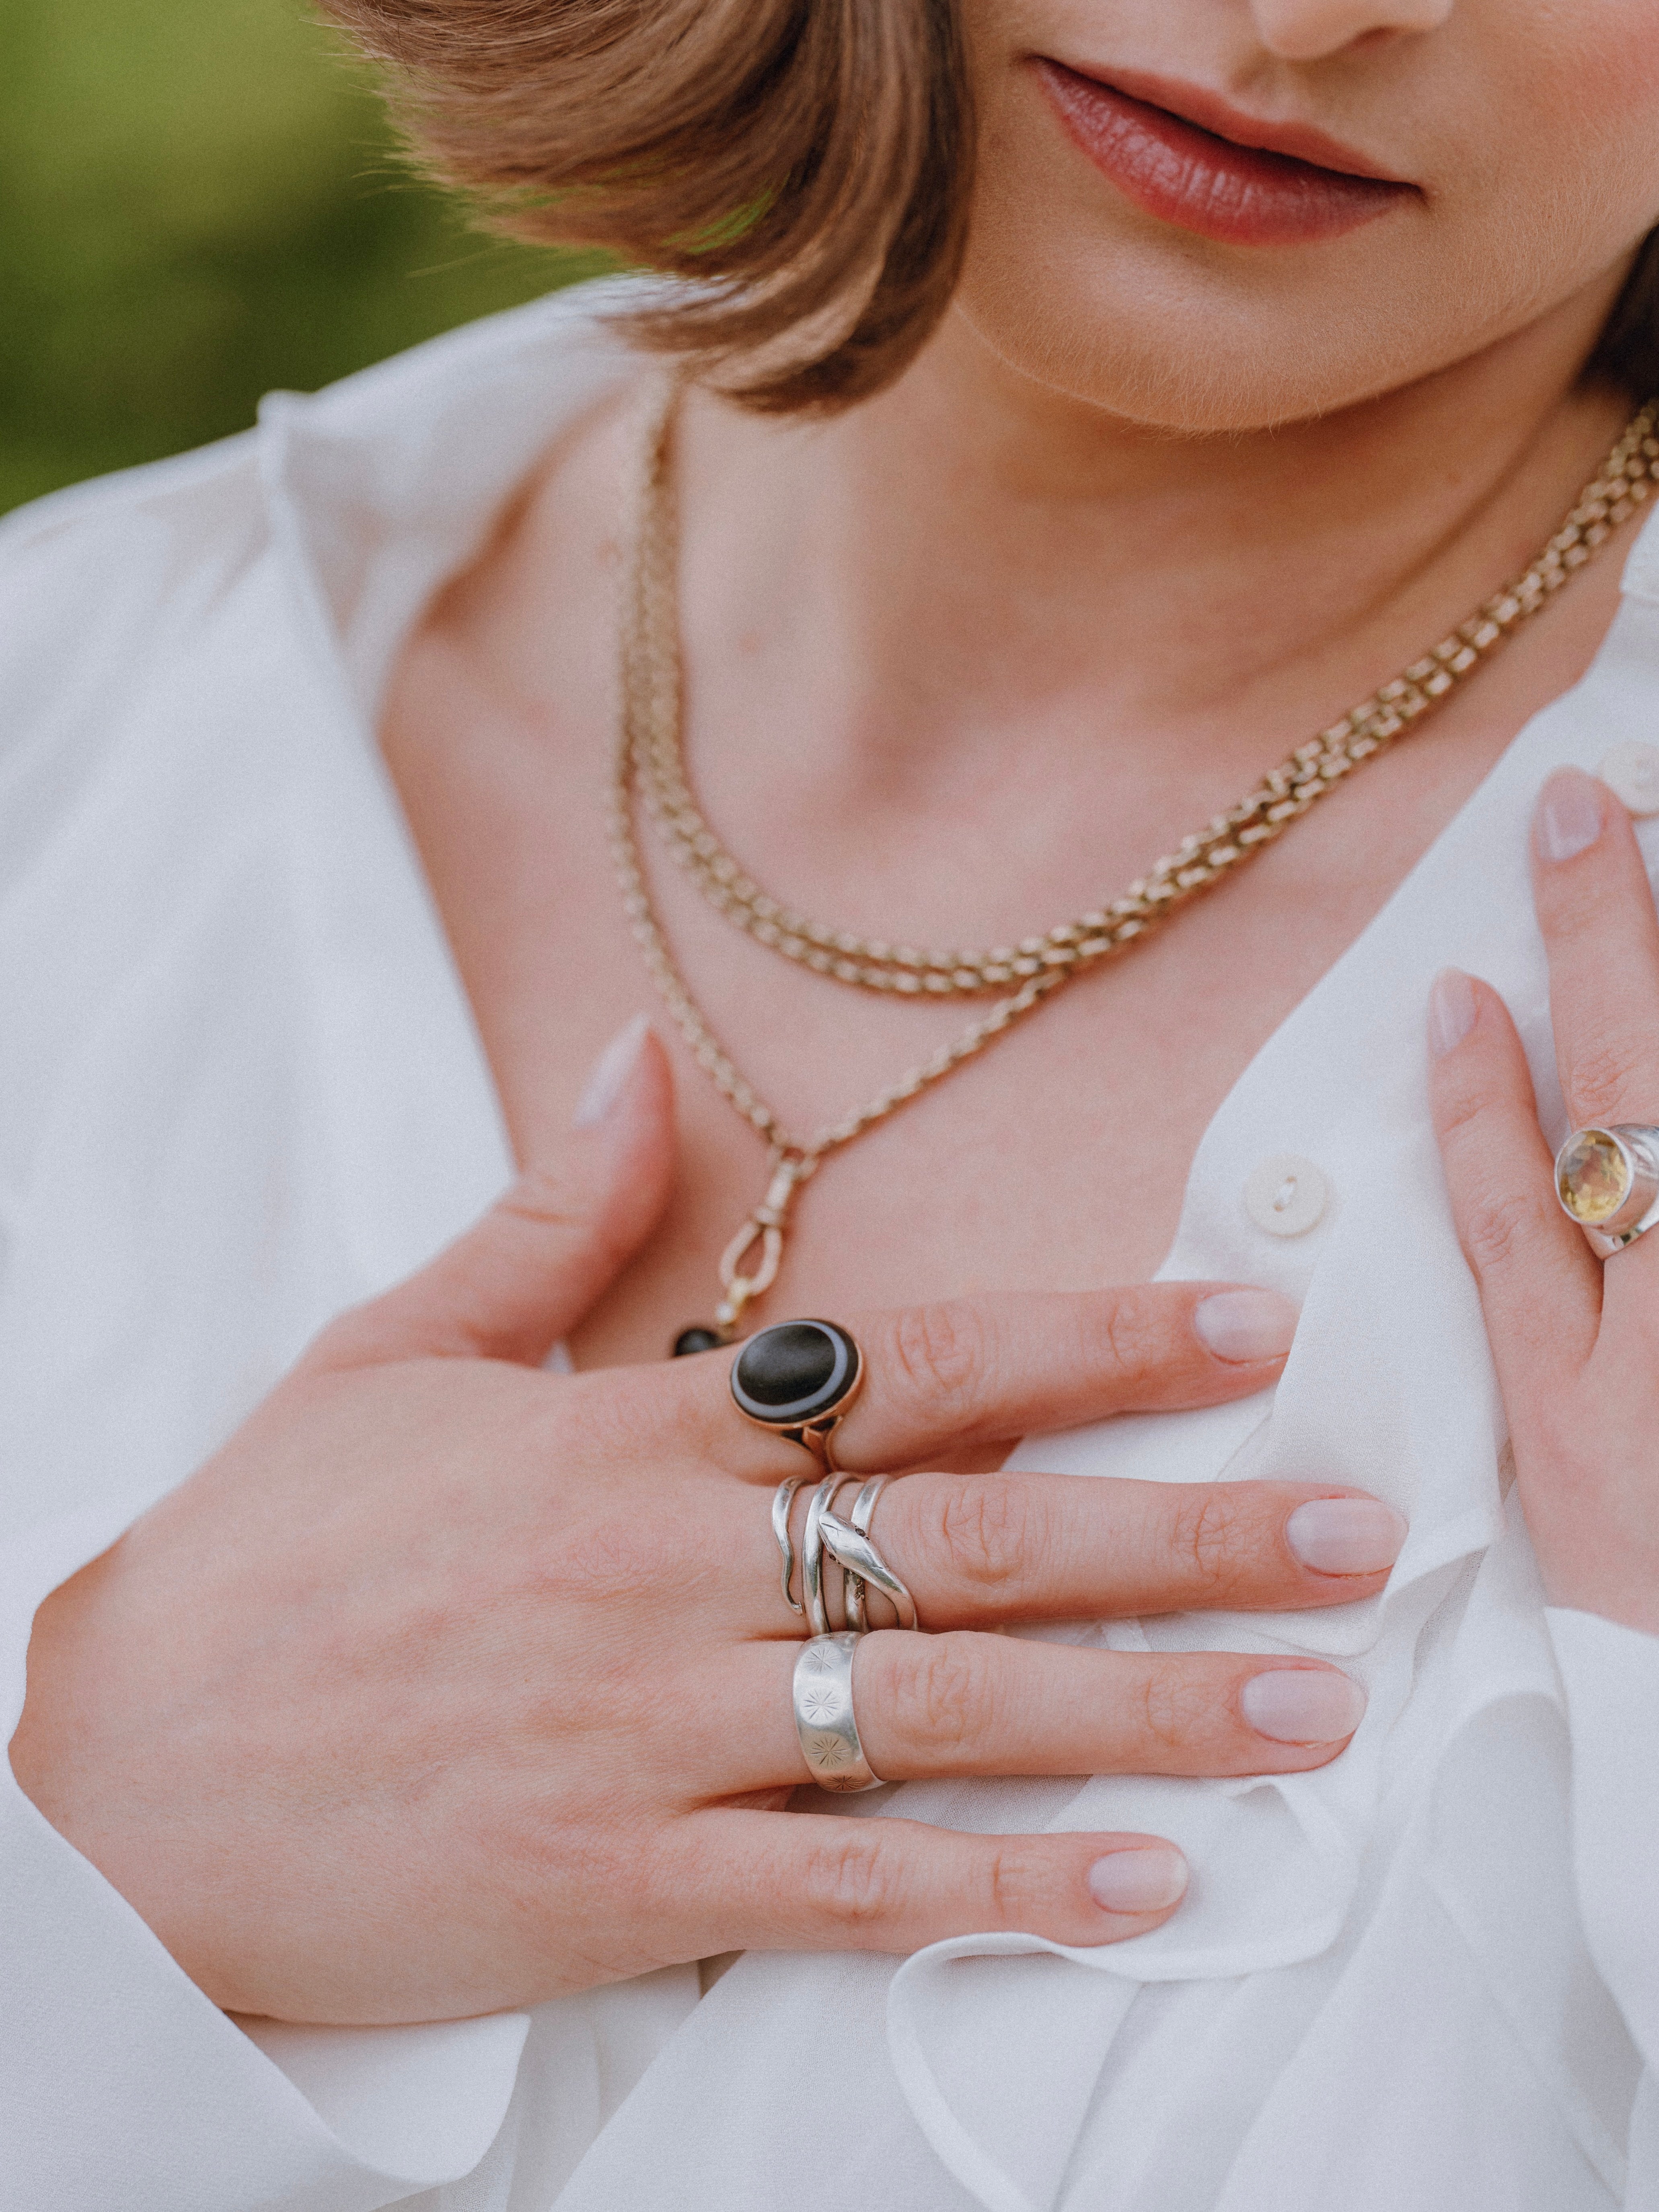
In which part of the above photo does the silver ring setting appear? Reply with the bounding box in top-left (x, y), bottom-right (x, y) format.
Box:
top-left (1555, 1123), bottom-right (1659, 1254)
top-left (793, 1632), bottom-right (884, 1791)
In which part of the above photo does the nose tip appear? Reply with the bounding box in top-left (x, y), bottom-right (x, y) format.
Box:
top-left (1249, 0), bottom-right (1453, 64)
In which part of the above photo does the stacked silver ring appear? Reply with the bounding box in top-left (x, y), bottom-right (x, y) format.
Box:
top-left (773, 1469), bottom-right (917, 1791)
top-left (731, 1321), bottom-right (919, 1795)
top-left (781, 1470), bottom-right (919, 1637)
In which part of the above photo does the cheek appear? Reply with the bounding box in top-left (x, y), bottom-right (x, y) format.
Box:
top-left (1476, 3), bottom-right (1659, 244)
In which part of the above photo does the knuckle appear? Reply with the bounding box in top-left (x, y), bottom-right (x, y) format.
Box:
top-left (1540, 868), bottom-right (1612, 944)
top-left (1432, 1075), bottom-right (1491, 1149)
top-left (503, 1166), bottom-right (630, 1274)
top-left (1566, 1032), bottom-right (1650, 1125)
top-left (1138, 1665), bottom-right (1212, 1755)
top-left (884, 1632), bottom-right (1000, 1753)
top-left (501, 1163), bottom-right (588, 1231)
top-left (886, 1299), bottom-right (993, 1411)
top-left (933, 1478), bottom-right (1036, 1593)
top-left (1164, 1489), bottom-right (1250, 1598)
top-left (1459, 1184), bottom-right (1543, 1277)
top-left (797, 1826), bottom-right (902, 1928)
top-left (538, 1505), bottom-right (682, 1607)
top-left (1098, 1288), bottom-right (1172, 1391)
top-left (983, 1840), bottom-right (1040, 1928)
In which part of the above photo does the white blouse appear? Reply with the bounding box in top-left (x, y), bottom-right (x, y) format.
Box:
top-left (5, 279), bottom-right (1659, 2212)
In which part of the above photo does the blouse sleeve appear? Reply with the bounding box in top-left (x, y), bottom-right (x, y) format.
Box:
top-left (3, 1503), bottom-right (527, 2212)
top-left (1546, 1604), bottom-right (1659, 2194)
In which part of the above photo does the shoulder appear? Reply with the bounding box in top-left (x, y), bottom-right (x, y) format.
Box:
top-left (0, 274), bottom-right (647, 639)
top-left (0, 275), bottom-right (651, 663)
top-left (0, 277), bottom-right (649, 878)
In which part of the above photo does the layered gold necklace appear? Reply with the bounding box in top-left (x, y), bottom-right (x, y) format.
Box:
top-left (610, 376), bottom-right (1658, 1355)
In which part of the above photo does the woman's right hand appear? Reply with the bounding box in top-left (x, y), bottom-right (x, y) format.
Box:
top-left (8, 1026), bottom-right (1402, 2027)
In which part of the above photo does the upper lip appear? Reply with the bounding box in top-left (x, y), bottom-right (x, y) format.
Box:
top-left (1044, 61), bottom-right (1412, 186)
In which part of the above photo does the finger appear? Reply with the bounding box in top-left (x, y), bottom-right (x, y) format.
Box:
top-left (715, 1636), bottom-right (1365, 1794)
top-left (308, 1019), bottom-right (675, 1371)
top-left (852, 1473), bottom-right (1406, 1629)
top-left (1532, 767), bottom-right (1659, 1128)
top-left (653, 1808), bottom-right (1190, 1958)
top-left (739, 1473), bottom-right (1404, 1638)
top-left (699, 1281), bottom-right (1300, 1480)
top-left (1427, 968), bottom-right (1599, 1381)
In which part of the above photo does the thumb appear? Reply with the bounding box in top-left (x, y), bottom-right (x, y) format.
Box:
top-left (312, 1016), bottom-right (675, 1370)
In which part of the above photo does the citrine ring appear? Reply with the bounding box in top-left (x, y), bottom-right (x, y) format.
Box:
top-left (1554, 1124), bottom-right (1659, 1256)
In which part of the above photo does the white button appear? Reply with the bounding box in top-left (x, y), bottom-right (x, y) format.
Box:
top-left (1244, 1154), bottom-right (1329, 1238)
top-left (1597, 741), bottom-right (1659, 817)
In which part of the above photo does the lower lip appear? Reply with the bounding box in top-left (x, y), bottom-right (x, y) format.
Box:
top-left (1036, 61), bottom-right (1412, 248)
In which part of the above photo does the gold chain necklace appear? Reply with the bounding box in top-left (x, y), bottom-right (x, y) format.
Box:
top-left (612, 376), bottom-right (1657, 1353)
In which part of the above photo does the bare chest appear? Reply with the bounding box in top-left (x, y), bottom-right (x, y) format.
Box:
top-left (381, 631), bottom-right (1572, 1372)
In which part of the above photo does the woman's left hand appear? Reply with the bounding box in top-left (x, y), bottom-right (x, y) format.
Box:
top-left (1429, 764), bottom-right (1659, 1635)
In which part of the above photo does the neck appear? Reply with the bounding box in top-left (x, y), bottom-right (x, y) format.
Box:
top-left (679, 265), bottom-right (1636, 794)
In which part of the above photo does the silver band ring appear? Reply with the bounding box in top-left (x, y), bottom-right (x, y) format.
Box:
top-left (793, 1632), bottom-right (885, 1791)
top-left (1555, 1123), bottom-right (1659, 1254)
top-left (771, 1478), bottom-right (806, 1617)
top-left (820, 1476), bottom-right (919, 1632)
top-left (840, 1476), bottom-right (884, 1634)
top-left (801, 1472), bottom-right (841, 1637)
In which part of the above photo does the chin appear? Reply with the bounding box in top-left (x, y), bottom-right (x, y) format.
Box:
top-left (954, 233), bottom-right (1512, 437)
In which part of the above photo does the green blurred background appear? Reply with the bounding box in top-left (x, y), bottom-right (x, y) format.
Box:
top-left (0, 0), bottom-right (598, 515)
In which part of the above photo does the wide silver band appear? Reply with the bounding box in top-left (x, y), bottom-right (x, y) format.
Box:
top-left (793, 1632), bottom-right (885, 1791)
top-left (1554, 1123), bottom-right (1659, 1255)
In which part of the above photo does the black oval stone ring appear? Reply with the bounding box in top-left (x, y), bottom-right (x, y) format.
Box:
top-left (730, 1319), bottom-right (864, 1473)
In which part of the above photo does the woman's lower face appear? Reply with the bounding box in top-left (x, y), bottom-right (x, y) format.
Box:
top-left (956, 0), bottom-right (1659, 432)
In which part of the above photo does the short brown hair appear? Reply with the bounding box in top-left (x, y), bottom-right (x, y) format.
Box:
top-left (323, 0), bottom-right (1655, 414)
top-left (321, 0), bottom-right (972, 412)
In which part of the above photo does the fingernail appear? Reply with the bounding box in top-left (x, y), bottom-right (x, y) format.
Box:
top-left (1087, 1845), bottom-right (1188, 1915)
top-left (1192, 1288), bottom-right (1299, 1364)
top-left (1535, 767), bottom-right (1605, 864)
top-left (574, 1015), bottom-right (651, 1127)
top-left (1427, 968), bottom-right (1478, 1058)
top-left (1241, 1668), bottom-right (1367, 1744)
top-left (1285, 1497), bottom-right (1407, 1576)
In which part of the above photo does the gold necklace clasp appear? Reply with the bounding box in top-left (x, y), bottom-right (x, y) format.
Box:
top-left (714, 1152), bottom-right (813, 1337)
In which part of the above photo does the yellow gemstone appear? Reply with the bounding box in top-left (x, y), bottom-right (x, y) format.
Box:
top-left (1558, 1129), bottom-right (1631, 1223)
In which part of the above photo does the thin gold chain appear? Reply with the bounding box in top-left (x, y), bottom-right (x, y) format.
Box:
top-left (611, 376), bottom-right (1657, 1340)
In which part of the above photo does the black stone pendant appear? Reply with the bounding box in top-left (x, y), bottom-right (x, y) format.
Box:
top-left (672, 1326), bottom-right (726, 1358)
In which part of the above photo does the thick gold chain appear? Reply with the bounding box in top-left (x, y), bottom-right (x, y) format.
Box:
top-left (635, 383), bottom-right (1658, 996)
top-left (612, 376), bottom-right (1657, 1340)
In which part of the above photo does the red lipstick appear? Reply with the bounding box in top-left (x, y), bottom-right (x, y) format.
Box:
top-left (1037, 60), bottom-right (1416, 247)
